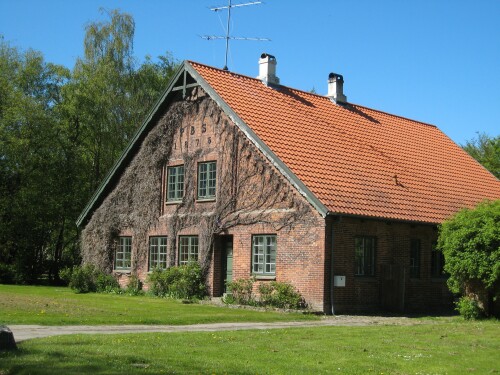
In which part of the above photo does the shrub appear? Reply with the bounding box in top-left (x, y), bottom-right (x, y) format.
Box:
top-left (62, 265), bottom-right (120, 294)
top-left (0, 263), bottom-right (16, 284)
top-left (126, 274), bottom-right (144, 296)
top-left (68, 264), bottom-right (98, 293)
top-left (258, 281), bottom-right (305, 309)
top-left (226, 278), bottom-right (255, 305)
top-left (95, 272), bottom-right (120, 293)
top-left (456, 296), bottom-right (485, 320)
top-left (147, 262), bottom-right (206, 300)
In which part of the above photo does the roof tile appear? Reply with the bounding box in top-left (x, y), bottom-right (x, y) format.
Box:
top-left (190, 61), bottom-right (500, 223)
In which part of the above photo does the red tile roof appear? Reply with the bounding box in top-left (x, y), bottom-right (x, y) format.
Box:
top-left (190, 61), bottom-right (500, 224)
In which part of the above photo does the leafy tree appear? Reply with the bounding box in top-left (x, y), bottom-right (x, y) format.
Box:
top-left (63, 9), bottom-right (178, 190)
top-left (462, 133), bottom-right (500, 179)
top-left (437, 200), bottom-right (500, 317)
top-left (0, 9), bottom-right (178, 284)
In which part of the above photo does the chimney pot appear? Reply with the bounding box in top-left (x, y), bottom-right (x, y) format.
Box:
top-left (257, 53), bottom-right (280, 86)
top-left (327, 72), bottom-right (347, 103)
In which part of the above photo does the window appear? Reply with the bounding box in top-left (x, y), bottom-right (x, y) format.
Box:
top-left (167, 165), bottom-right (184, 202)
top-left (355, 237), bottom-right (376, 276)
top-left (252, 235), bottom-right (276, 276)
top-left (149, 237), bottom-right (167, 270)
top-left (115, 237), bottom-right (131, 270)
top-left (178, 236), bottom-right (198, 265)
top-left (431, 245), bottom-right (446, 278)
top-left (409, 239), bottom-right (421, 278)
top-left (197, 161), bottom-right (216, 200)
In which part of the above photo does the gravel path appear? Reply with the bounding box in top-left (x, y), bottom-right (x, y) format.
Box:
top-left (8, 316), bottom-right (429, 342)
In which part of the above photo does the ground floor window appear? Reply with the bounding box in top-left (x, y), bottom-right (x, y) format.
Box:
top-left (252, 235), bottom-right (276, 276)
top-left (115, 237), bottom-right (132, 270)
top-left (179, 236), bottom-right (198, 265)
top-left (149, 236), bottom-right (167, 270)
top-left (410, 239), bottom-right (421, 278)
top-left (355, 236), bottom-right (376, 276)
top-left (431, 245), bottom-right (446, 278)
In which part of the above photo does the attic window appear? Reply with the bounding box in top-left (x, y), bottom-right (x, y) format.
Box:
top-left (197, 161), bottom-right (216, 200)
top-left (167, 165), bottom-right (184, 202)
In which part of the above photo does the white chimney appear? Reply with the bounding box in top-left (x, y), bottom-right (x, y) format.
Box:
top-left (257, 53), bottom-right (280, 86)
top-left (327, 72), bottom-right (347, 103)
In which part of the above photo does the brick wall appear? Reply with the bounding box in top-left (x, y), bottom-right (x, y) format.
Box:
top-left (328, 216), bottom-right (454, 314)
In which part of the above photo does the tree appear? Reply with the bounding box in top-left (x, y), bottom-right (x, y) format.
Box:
top-left (0, 9), bottom-right (178, 284)
top-left (0, 36), bottom-right (75, 283)
top-left (437, 200), bottom-right (500, 317)
top-left (462, 133), bottom-right (500, 179)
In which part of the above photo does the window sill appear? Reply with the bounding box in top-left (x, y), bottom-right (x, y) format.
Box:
top-left (165, 200), bottom-right (182, 205)
top-left (252, 275), bottom-right (276, 280)
top-left (196, 198), bottom-right (216, 203)
top-left (113, 270), bottom-right (131, 275)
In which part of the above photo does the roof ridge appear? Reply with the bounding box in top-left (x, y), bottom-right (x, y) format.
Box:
top-left (349, 102), bottom-right (437, 128)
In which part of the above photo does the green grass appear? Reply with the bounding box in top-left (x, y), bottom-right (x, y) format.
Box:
top-left (0, 284), bottom-right (317, 325)
top-left (1, 321), bottom-right (499, 374)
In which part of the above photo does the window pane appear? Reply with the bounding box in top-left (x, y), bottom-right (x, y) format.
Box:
top-left (179, 236), bottom-right (198, 265)
top-left (252, 235), bottom-right (276, 276)
top-left (198, 162), bottom-right (216, 199)
top-left (115, 237), bottom-right (132, 270)
top-left (167, 166), bottom-right (184, 202)
top-left (354, 237), bottom-right (375, 276)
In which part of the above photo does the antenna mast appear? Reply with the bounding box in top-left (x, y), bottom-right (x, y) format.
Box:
top-left (202, 0), bottom-right (270, 70)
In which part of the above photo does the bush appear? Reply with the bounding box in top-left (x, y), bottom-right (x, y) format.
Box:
top-left (126, 274), bottom-right (144, 296)
top-left (258, 281), bottom-right (305, 309)
top-left (95, 272), bottom-right (120, 293)
top-left (226, 278), bottom-right (255, 305)
top-left (68, 264), bottom-right (98, 293)
top-left (62, 265), bottom-right (120, 294)
top-left (456, 296), bottom-right (485, 320)
top-left (147, 262), bottom-right (206, 300)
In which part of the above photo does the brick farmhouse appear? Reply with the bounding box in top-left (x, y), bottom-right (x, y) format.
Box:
top-left (77, 54), bottom-right (500, 313)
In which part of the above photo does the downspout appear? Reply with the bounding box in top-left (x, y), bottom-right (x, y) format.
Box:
top-left (330, 220), bottom-right (335, 315)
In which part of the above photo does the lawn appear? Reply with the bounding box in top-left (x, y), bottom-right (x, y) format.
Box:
top-left (1, 321), bottom-right (499, 374)
top-left (0, 284), bottom-right (317, 325)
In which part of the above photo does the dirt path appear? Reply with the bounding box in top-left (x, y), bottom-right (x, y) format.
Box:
top-left (8, 316), bottom-right (431, 342)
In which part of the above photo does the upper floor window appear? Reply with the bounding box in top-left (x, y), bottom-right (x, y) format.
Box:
top-left (179, 236), bottom-right (199, 265)
top-left (149, 236), bottom-right (167, 270)
top-left (115, 236), bottom-right (132, 271)
top-left (409, 239), bottom-right (421, 278)
top-left (167, 165), bottom-right (184, 202)
top-left (252, 235), bottom-right (276, 276)
top-left (355, 236), bottom-right (376, 276)
top-left (197, 161), bottom-right (216, 200)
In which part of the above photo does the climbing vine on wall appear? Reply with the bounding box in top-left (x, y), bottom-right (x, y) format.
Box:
top-left (81, 87), bottom-right (313, 277)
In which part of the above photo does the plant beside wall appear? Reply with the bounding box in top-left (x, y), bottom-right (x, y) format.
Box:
top-left (225, 278), bottom-right (306, 310)
top-left (60, 265), bottom-right (120, 294)
top-left (147, 262), bottom-right (206, 300)
top-left (437, 199), bottom-right (500, 319)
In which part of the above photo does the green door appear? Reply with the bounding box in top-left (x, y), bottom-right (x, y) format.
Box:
top-left (222, 237), bottom-right (233, 293)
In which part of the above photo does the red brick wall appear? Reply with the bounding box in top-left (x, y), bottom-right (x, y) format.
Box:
top-left (327, 216), bottom-right (454, 314)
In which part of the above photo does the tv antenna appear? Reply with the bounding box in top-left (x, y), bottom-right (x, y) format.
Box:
top-left (202, 0), bottom-right (270, 70)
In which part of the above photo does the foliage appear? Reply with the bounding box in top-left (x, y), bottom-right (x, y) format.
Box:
top-left (62, 264), bottom-right (120, 294)
top-left (1, 322), bottom-right (499, 374)
top-left (437, 200), bottom-right (500, 294)
top-left (125, 274), bottom-right (144, 296)
top-left (455, 296), bottom-right (485, 320)
top-left (147, 262), bottom-right (206, 300)
top-left (225, 278), bottom-right (255, 305)
top-left (462, 133), bottom-right (500, 178)
top-left (258, 281), bottom-right (306, 309)
top-left (0, 8), bottom-right (178, 285)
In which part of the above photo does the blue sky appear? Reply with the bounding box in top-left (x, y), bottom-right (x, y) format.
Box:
top-left (1, 0), bottom-right (499, 145)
